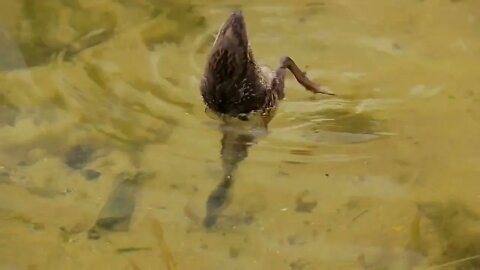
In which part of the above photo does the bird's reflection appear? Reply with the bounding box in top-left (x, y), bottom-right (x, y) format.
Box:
top-left (204, 116), bottom-right (268, 228)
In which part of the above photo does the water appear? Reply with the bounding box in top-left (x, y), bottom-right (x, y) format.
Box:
top-left (0, 0), bottom-right (479, 269)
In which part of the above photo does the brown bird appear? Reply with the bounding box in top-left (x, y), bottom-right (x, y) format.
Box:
top-left (200, 10), bottom-right (334, 121)
top-left (200, 10), bottom-right (333, 228)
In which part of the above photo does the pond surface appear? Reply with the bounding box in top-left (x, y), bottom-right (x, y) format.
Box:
top-left (0, 0), bottom-right (480, 269)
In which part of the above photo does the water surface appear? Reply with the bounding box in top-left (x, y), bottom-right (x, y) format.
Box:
top-left (0, 0), bottom-right (480, 269)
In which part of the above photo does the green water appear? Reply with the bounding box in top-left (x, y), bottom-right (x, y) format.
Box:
top-left (0, 0), bottom-right (480, 269)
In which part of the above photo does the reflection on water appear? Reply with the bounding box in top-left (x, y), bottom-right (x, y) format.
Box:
top-left (204, 115), bottom-right (269, 228)
top-left (1, 0), bottom-right (480, 269)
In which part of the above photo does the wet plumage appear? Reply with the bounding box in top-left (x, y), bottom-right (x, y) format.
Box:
top-left (200, 10), bottom-right (333, 120)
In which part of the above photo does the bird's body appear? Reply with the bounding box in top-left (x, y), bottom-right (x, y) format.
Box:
top-left (200, 10), bottom-right (333, 121)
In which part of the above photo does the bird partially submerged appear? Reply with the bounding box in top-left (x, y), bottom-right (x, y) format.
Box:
top-left (200, 10), bottom-right (333, 228)
top-left (200, 10), bottom-right (334, 121)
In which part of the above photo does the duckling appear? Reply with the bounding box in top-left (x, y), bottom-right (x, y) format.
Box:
top-left (200, 10), bottom-right (333, 228)
top-left (200, 10), bottom-right (334, 120)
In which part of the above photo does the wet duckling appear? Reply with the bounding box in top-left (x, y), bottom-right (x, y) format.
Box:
top-left (200, 10), bottom-right (334, 120)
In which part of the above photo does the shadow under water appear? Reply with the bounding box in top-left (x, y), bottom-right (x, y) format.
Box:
top-left (88, 172), bottom-right (154, 239)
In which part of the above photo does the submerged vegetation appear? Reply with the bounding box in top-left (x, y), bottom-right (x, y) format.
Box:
top-left (410, 201), bottom-right (480, 269)
top-left (7, 0), bottom-right (206, 67)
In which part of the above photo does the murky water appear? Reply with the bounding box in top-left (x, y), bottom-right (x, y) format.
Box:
top-left (0, 0), bottom-right (479, 269)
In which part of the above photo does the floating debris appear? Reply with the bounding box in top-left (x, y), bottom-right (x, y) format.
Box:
top-left (116, 247), bottom-right (152, 254)
top-left (351, 209), bottom-right (369, 223)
